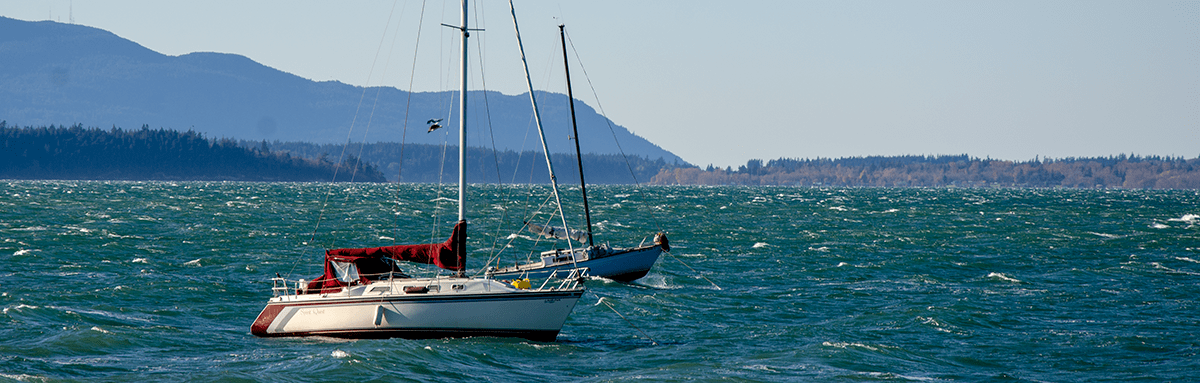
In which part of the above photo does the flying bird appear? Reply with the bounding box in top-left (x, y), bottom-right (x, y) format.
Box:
top-left (426, 118), bottom-right (443, 133)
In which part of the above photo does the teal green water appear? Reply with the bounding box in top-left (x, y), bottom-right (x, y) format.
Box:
top-left (2, 181), bottom-right (1198, 382)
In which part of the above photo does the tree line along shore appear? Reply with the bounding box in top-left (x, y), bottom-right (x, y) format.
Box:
top-left (1, 123), bottom-right (385, 182)
top-left (4, 124), bottom-right (1198, 189)
top-left (653, 155), bottom-right (1200, 189)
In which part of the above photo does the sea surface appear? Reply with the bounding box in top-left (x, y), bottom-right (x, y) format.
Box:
top-left (2, 181), bottom-right (1198, 382)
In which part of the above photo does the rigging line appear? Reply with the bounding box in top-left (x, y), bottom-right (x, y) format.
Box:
top-left (356, 1), bottom-right (412, 184)
top-left (486, 113), bottom-right (537, 269)
top-left (664, 249), bottom-right (722, 290)
top-left (432, 113), bottom-right (453, 246)
top-left (505, 112), bottom-right (538, 230)
top-left (597, 296), bottom-right (658, 346)
top-left (337, 0), bottom-right (401, 182)
top-left (423, 13), bottom-right (465, 253)
top-left (421, 19), bottom-right (461, 251)
top-left (510, 1), bottom-right (577, 265)
top-left (467, 5), bottom-right (514, 263)
top-left (480, 191), bottom-right (554, 273)
top-left (302, 0), bottom-right (402, 254)
top-left (510, 114), bottom-right (535, 184)
top-left (487, 190), bottom-right (554, 269)
top-left (393, 0), bottom-right (428, 243)
top-left (472, 13), bottom-right (505, 188)
top-left (512, 145), bottom-right (540, 265)
top-left (564, 31), bottom-right (640, 185)
top-left (562, 31), bottom-right (672, 244)
top-left (396, 0), bottom-right (429, 182)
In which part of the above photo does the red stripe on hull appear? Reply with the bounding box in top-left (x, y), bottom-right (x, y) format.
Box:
top-left (250, 304), bottom-right (285, 336)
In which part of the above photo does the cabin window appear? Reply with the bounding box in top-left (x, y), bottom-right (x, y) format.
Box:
top-left (331, 261), bottom-right (360, 282)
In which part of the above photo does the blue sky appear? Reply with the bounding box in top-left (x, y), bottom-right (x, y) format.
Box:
top-left (4, 0), bottom-right (1197, 167)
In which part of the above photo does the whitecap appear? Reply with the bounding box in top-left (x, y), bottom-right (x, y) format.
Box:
top-left (183, 259), bottom-right (202, 266)
top-left (3, 304), bottom-right (37, 314)
top-left (633, 274), bottom-right (678, 290)
top-left (918, 316), bottom-right (956, 333)
top-left (90, 326), bottom-right (111, 334)
top-left (1167, 214), bottom-right (1199, 223)
top-left (1088, 232), bottom-right (1121, 239)
top-left (752, 242), bottom-right (769, 248)
top-left (835, 262), bottom-right (849, 267)
top-left (743, 365), bottom-right (778, 373)
top-left (861, 372), bottom-right (939, 381)
top-left (1176, 257), bottom-right (1199, 264)
top-left (508, 234), bottom-right (537, 241)
top-left (821, 341), bottom-right (879, 351)
top-left (13, 249), bottom-right (34, 256)
top-left (829, 206), bottom-right (848, 211)
top-left (132, 258), bottom-right (148, 264)
top-left (1150, 223), bottom-right (1169, 229)
top-left (0, 374), bottom-right (45, 382)
top-left (987, 272), bottom-right (1020, 283)
top-left (378, 236), bottom-right (394, 241)
top-left (331, 350), bottom-right (351, 358)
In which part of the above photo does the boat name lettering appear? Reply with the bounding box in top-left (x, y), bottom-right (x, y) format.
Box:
top-left (297, 307), bottom-right (326, 315)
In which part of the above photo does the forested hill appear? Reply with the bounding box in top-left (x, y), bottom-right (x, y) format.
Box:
top-left (0, 17), bottom-right (684, 163)
top-left (254, 141), bottom-right (687, 184)
top-left (1, 124), bottom-right (386, 182)
top-left (652, 155), bottom-right (1200, 189)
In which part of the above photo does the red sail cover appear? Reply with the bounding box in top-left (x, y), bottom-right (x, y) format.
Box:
top-left (306, 220), bottom-right (466, 293)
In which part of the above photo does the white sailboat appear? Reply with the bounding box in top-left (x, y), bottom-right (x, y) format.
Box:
top-left (251, 0), bottom-right (584, 342)
top-left (485, 15), bottom-right (667, 283)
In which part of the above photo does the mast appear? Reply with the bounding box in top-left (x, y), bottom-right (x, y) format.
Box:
top-left (446, 0), bottom-right (469, 277)
top-left (559, 24), bottom-right (594, 247)
top-left (509, 0), bottom-right (576, 257)
top-left (457, 0), bottom-right (468, 224)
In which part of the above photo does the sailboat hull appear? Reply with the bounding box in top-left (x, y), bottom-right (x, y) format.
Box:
top-left (490, 245), bottom-right (663, 282)
top-left (252, 278), bottom-right (583, 342)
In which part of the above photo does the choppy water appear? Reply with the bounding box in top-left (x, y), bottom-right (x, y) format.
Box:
top-left (2, 181), bottom-right (1198, 382)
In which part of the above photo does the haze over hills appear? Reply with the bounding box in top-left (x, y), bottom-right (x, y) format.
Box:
top-left (0, 17), bottom-right (684, 164)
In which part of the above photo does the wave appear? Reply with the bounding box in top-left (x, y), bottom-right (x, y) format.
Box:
top-left (987, 272), bottom-right (1021, 283)
top-left (822, 341), bottom-right (882, 351)
top-left (1167, 214), bottom-right (1198, 223)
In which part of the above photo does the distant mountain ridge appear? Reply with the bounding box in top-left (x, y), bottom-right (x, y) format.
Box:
top-left (0, 17), bottom-right (684, 164)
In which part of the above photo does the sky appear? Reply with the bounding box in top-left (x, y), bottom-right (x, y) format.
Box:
top-left (4, 0), bottom-right (1197, 168)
